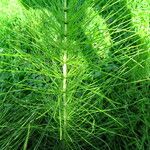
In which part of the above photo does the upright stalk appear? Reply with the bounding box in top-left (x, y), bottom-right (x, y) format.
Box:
top-left (62, 0), bottom-right (68, 142)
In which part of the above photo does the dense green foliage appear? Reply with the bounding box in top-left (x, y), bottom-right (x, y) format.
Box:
top-left (0, 0), bottom-right (149, 149)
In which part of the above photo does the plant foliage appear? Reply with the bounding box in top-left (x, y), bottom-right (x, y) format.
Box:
top-left (0, 0), bottom-right (149, 149)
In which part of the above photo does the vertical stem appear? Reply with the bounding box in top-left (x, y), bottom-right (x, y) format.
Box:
top-left (62, 0), bottom-right (68, 142)
top-left (63, 52), bottom-right (67, 136)
top-left (23, 123), bottom-right (30, 150)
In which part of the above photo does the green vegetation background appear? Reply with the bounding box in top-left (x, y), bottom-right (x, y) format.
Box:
top-left (0, 0), bottom-right (149, 149)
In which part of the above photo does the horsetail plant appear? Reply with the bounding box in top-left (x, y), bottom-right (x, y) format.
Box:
top-left (0, 0), bottom-right (150, 149)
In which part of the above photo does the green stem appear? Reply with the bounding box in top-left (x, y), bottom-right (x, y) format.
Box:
top-left (60, 0), bottom-right (68, 142)
top-left (23, 123), bottom-right (30, 150)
